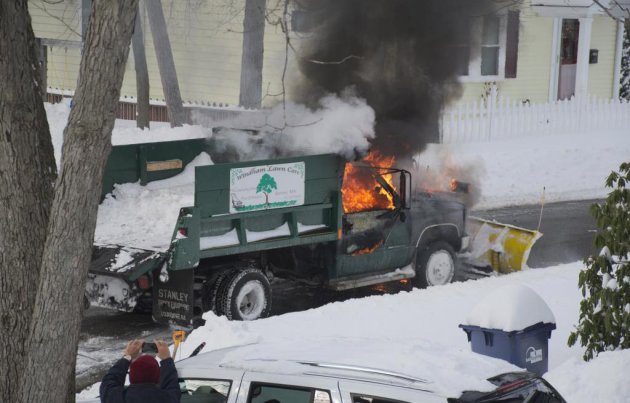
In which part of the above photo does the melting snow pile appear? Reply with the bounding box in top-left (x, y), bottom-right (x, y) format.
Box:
top-left (94, 153), bottom-right (212, 251)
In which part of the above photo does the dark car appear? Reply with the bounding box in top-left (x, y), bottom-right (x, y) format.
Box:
top-left (451, 372), bottom-right (567, 403)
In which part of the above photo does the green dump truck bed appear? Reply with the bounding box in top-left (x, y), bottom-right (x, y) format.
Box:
top-left (168, 153), bottom-right (345, 270)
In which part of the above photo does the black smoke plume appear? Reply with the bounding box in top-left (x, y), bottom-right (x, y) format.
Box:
top-left (292, 0), bottom-right (496, 160)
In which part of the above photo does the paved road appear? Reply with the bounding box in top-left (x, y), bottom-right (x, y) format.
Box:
top-left (472, 199), bottom-right (600, 268)
top-left (77, 198), bottom-right (601, 391)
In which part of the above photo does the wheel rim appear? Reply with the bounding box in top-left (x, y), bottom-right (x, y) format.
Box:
top-left (235, 280), bottom-right (266, 320)
top-left (426, 250), bottom-right (454, 286)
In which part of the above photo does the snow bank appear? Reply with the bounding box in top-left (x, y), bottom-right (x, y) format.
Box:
top-left (463, 284), bottom-right (556, 331)
top-left (180, 316), bottom-right (516, 397)
top-left (94, 153), bottom-right (212, 250)
top-left (416, 129), bottom-right (630, 209)
top-left (545, 349), bottom-right (630, 403)
top-left (176, 263), bottom-right (587, 397)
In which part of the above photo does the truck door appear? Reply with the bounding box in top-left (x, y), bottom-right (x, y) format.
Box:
top-left (336, 169), bottom-right (413, 278)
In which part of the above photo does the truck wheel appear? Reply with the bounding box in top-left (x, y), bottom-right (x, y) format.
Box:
top-left (202, 270), bottom-right (232, 316)
top-left (415, 242), bottom-right (456, 288)
top-left (218, 268), bottom-right (272, 321)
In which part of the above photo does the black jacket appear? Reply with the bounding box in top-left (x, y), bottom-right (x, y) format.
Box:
top-left (100, 357), bottom-right (180, 403)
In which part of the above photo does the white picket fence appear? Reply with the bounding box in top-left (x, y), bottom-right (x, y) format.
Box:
top-left (440, 86), bottom-right (630, 143)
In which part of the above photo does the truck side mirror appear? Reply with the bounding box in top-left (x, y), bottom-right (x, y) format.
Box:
top-left (400, 171), bottom-right (411, 209)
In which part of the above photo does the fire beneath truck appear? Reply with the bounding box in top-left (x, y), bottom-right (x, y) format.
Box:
top-left (342, 151), bottom-right (398, 213)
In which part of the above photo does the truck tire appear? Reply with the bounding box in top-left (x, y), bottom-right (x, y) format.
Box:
top-left (202, 270), bottom-right (233, 316)
top-left (414, 241), bottom-right (456, 288)
top-left (217, 268), bottom-right (272, 321)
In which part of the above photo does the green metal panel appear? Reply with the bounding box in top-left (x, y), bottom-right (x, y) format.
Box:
top-left (334, 246), bottom-right (414, 278)
top-left (139, 138), bottom-right (209, 185)
top-left (101, 138), bottom-right (210, 199)
top-left (332, 210), bottom-right (414, 279)
top-left (168, 153), bottom-right (345, 271)
top-left (102, 144), bottom-right (140, 199)
top-left (194, 154), bottom-right (344, 217)
top-left (169, 207), bottom-right (201, 271)
top-left (170, 196), bottom-right (341, 269)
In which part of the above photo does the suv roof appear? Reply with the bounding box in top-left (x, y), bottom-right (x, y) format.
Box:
top-left (174, 338), bottom-right (518, 398)
top-left (177, 346), bottom-right (434, 390)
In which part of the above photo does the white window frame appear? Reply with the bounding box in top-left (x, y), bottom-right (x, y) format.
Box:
top-left (459, 14), bottom-right (508, 82)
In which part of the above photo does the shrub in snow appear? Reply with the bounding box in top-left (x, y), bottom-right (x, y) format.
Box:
top-left (568, 162), bottom-right (630, 361)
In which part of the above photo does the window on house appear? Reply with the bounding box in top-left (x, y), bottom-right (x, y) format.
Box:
top-left (455, 12), bottom-right (519, 80)
top-left (481, 15), bottom-right (501, 76)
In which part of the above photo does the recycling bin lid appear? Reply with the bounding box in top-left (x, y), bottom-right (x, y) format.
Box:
top-left (462, 284), bottom-right (556, 332)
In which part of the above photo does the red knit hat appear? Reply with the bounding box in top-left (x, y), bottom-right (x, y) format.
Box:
top-left (129, 355), bottom-right (160, 384)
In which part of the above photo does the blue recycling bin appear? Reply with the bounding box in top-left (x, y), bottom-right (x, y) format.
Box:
top-left (459, 321), bottom-right (556, 375)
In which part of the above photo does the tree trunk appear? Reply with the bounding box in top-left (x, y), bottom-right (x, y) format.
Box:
top-left (133, 1), bottom-right (150, 129)
top-left (19, 1), bottom-right (139, 401)
top-left (145, 0), bottom-right (187, 127)
top-left (0, 1), bottom-right (57, 401)
top-left (239, 0), bottom-right (266, 108)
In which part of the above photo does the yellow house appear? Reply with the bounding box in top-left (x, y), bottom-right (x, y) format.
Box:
top-left (29, 0), bottom-right (627, 117)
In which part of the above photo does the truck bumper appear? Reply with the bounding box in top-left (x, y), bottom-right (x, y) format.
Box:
top-left (86, 244), bottom-right (165, 312)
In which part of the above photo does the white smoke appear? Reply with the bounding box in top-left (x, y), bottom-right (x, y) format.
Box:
top-left (193, 93), bottom-right (375, 161)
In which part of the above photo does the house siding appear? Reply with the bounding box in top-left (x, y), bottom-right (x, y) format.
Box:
top-left (587, 16), bottom-right (617, 98)
top-left (122, 0), bottom-right (289, 107)
top-left (28, 0), bottom-right (620, 111)
top-left (458, 3), bottom-right (554, 104)
top-left (30, 0), bottom-right (289, 107)
top-left (30, 0), bottom-right (82, 93)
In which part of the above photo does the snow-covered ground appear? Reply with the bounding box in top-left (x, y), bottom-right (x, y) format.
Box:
top-left (43, 101), bottom-right (630, 402)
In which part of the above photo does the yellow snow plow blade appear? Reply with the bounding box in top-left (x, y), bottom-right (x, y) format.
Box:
top-left (467, 217), bottom-right (542, 273)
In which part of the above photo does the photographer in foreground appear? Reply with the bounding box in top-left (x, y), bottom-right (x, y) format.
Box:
top-left (100, 339), bottom-right (180, 403)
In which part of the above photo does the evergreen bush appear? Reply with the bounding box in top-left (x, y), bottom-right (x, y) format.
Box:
top-left (568, 162), bottom-right (630, 361)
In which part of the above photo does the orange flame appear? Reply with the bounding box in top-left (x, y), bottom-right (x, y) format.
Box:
top-left (351, 240), bottom-right (384, 256)
top-left (342, 151), bottom-right (397, 214)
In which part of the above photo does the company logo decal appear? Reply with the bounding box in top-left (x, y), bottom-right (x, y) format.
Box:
top-left (525, 346), bottom-right (543, 364)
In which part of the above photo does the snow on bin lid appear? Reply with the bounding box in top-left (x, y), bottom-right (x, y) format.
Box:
top-left (463, 284), bottom-right (556, 331)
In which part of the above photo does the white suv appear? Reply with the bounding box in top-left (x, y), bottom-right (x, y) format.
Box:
top-left (177, 351), bottom-right (444, 403)
top-left (173, 341), bottom-right (566, 403)
top-left (81, 339), bottom-right (566, 403)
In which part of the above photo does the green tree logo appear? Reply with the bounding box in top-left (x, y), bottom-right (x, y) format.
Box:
top-left (256, 173), bottom-right (277, 205)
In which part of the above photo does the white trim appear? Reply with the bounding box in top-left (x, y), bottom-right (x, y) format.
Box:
top-left (498, 13), bottom-right (508, 79)
top-left (575, 17), bottom-right (593, 98)
top-left (531, 5), bottom-right (607, 18)
top-left (613, 20), bottom-right (625, 99)
top-left (549, 18), bottom-right (562, 101)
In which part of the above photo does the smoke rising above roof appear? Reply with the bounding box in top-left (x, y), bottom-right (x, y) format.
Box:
top-left (292, 0), bottom-right (497, 159)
